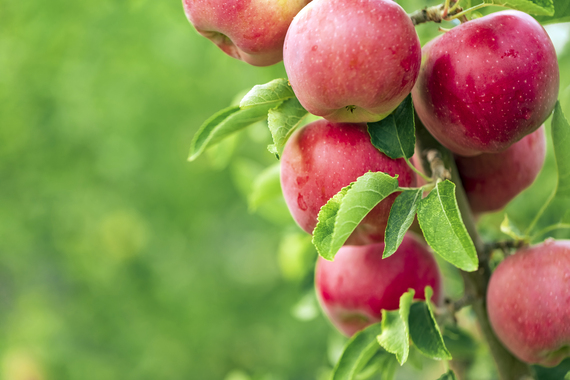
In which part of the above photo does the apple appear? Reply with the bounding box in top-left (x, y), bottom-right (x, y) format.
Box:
top-left (487, 239), bottom-right (570, 367)
top-left (412, 10), bottom-right (559, 156)
top-left (182, 0), bottom-right (311, 67)
top-left (283, 0), bottom-right (421, 123)
top-left (455, 125), bottom-right (546, 214)
top-left (315, 233), bottom-right (443, 336)
top-left (280, 119), bottom-right (417, 245)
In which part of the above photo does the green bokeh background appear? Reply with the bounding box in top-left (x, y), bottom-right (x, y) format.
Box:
top-left (1, 0), bottom-right (570, 379)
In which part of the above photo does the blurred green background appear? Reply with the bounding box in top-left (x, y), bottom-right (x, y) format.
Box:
top-left (1, 0), bottom-right (570, 379)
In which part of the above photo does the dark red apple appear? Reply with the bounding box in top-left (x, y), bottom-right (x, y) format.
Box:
top-left (412, 10), bottom-right (559, 156)
top-left (182, 0), bottom-right (311, 66)
top-left (487, 239), bottom-right (570, 367)
top-left (280, 120), bottom-right (416, 245)
top-left (283, 0), bottom-right (421, 122)
top-left (456, 125), bottom-right (546, 214)
top-left (315, 233), bottom-right (443, 336)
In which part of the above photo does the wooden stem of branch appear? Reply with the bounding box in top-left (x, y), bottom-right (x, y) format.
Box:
top-left (408, 1), bottom-right (466, 26)
top-left (415, 119), bottom-right (535, 380)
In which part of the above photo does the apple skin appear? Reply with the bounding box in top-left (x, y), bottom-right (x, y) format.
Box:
top-left (182, 0), bottom-right (311, 67)
top-left (487, 239), bottom-right (570, 367)
top-left (280, 120), bottom-right (417, 245)
top-left (283, 0), bottom-right (421, 123)
top-left (412, 10), bottom-right (559, 156)
top-left (455, 125), bottom-right (546, 214)
top-left (315, 233), bottom-right (443, 336)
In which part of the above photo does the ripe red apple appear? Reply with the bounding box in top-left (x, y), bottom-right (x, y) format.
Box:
top-left (315, 233), bottom-right (443, 336)
top-left (412, 10), bottom-right (559, 156)
top-left (182, 0), bottom-right (311, 67)
top-left (455, 125), bottom-right (546, 214)
top-left (280, 120), bottom-right (417, 245)
top-left (283, 0), bottom-right (421, 123)
top-left (487, 239), bottom-right (570, 367)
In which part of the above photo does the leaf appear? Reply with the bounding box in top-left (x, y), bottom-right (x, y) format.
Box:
top-left (312, 172), bottom-right (399, 260)
top-left (442, 325), bottom-right (478, 360)
top-left (383, 189), bottom-right (423, 259)
top-left (368, 95), bottom-right (415, 160)
top-left (536, 0), bottom-right (570, 23)
top-left (436, 370), bottom-right (458, 380)
top-left (483, 0), bottom-right (554, 16)
top-left (267, 97), bottom-right (308, 157)
top-left (277, 232), bottom-right (315, 282)
top-left (408, 287), bottom-right (452, 361)
top-left (249, 163), bottom-right (281, 211)
top-left (189, 104), bottom-right (274, 161)
top-left (417, 180), bottom-right (478, 272)
top-left (239, 78), bottom-right (295, 108)
top-left (331, 323), bottom-right (383, 380)
top-left (377, 290), bottom-right (414, 365)
top-left (500, 214), bottom-right (525, 240)
top-left (552, 101), bottom-right (570, 199)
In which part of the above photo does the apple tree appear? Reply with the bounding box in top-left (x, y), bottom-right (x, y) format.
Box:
top-left (184, 0), bottom-right (570, 379)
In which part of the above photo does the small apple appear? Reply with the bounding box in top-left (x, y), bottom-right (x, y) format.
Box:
top-left (455, 125), bottom-right (546, 214)
top-left (283, 0), bottom-right (421, 123)
top-left (315, 233), bottom-right (443, 336)
top-left (412, 10), bottom-right (559, 156)
top-left (182, 0), bottom-right (311, 66)
top-left (280, 120), bottom-right (417, 245)
top-left (487, 239), bottom-right (570, 367)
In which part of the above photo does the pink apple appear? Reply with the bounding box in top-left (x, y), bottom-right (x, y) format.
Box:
top-left (487, 239), bottom-right (570, 367)
top-left (182, 0), bottom-right (311, 67)
top-left (283, 0), bottom-right (421, 123)
top-left (412, 10), bottom-right (559, 156)
top-left (315, 233), bottom-right (443, 336)
top-left (280, 120), bottom-right (417, 245)
top-left (455, 125), bottom-right (546, 214)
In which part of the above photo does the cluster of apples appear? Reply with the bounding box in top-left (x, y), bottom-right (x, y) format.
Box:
top-left (183, 0), bottom-right (568, 368)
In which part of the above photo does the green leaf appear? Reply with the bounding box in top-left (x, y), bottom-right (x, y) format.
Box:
top-left (267, 97), bottom-right (308, 157)
top-left (483, 0), bottom-right (554, 16)
top-left (565, 371), bottom-right (570, 380)
top-left (442, 325), bottom-right (478, 360)
top-left (408, 287), bottom-right (452, 361)
top-left (312, 172), bottom-right (399, 260)
top-left (552, 101), bottom-right (570, 199)
top-left (249, 163), bottom-right (281, 211)
top-left (368, 95), bottom-right (416, 160)
top-left (355, 352), bottom-right (398, 380)
top-left (239, 78), bottom-right (295, 108)
top-left (500, 214), bottom-right (525, 240)
top-left (417, 180), bottom-right (478, 272)
top-left (436, 370), bottom-right (458, 380)
top-left (536, 0), bottom-right (570, 23)
top-left (377, 290), bottom-right (414, 365)
top-left (383, 189), bottom-right (423, 258)
top-left (189, 104), bottom-right (273, 161)
top-left (331, 323), bottom-right (383, 380)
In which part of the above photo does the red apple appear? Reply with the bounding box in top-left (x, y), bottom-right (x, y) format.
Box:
top-left (487, 239), bottom-right (570, 367)
top-left (412, 10), bottom-right (559, 156)
top-left (280, 120), bottom-right (417, 245)
top-left (283, 0), bottom-right (421, 123)
top-left (455, 125), bottom-right (546, 214)
top-left (315, 233), bottom-right (443, 336)
top-left (182, 0), bottom-right (311, 67)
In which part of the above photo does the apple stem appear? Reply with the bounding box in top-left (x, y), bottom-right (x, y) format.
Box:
top-left (484, 240), bottom-right (528, 257)
top-left (415, 120), bottom-right (536, 380)
top-left (445, 3), bottom-right (494, 21)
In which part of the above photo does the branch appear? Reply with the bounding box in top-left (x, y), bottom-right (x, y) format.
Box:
top-left (408, 1), bottom-right (467, 26)
top-left (415, 118), bottom-right (535, 380)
